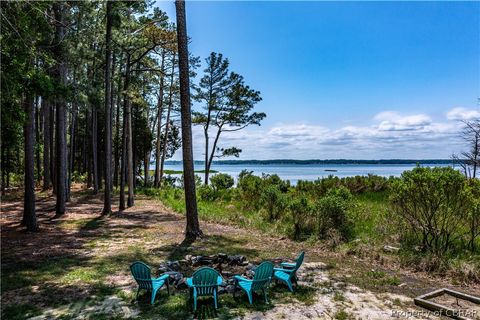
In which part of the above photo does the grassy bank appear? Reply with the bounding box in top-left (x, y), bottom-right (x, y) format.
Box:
top-left (139, 188), bottom-right (393, 244)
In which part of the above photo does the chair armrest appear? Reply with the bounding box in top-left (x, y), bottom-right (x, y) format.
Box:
top-left (153, 274), bottom-right (169, 282)
top-left (233, 275), bottom-right (251, 283)
top-left (274, 267), bottom-right (294, 273)
top-left (217, 275), bottom-right (224, 286)
top-left (280, 262), bottom-right (296, 268)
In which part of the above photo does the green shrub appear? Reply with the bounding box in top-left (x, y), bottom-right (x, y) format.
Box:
top-left (288, 195), bottom-right (313, 240)
top-left (466, 178), bottom-right (480, 252)
top-left (325, 185), bottom-right (352, 201)
top-left (162, 174), bottom-right (178, 188)
top-left (296, 175), bottom-right (339, 196)
top-left (390, 166), bottom-right (475, 255)
top-left (72, 171), bottom-right (87, 183)
top-left (260, 185), bottom-right (288, 221)
top-left (315, 188), bottom-right (352, 240)
top-left (173, 188), bottom-right (183, 200)
top-left (237, 170), bottom-right (264, 209)
top-left (198, 185), bottom-right (219, 202)
top-left (139, 188), bottom-right (161, 197)
top-left (296, 174), bottom-right (391, 196)
top-left (210, 173), bottom-right (234, 191)
top-left (262, 173), bottom-right (291, 192)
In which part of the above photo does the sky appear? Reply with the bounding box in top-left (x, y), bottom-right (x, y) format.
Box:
top-left (157, 1), bottom-right (480, 160)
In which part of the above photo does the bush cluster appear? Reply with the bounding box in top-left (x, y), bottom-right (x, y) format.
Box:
top-left (235, 170), bottom-right (353, 241)
top-left (163, 166), bottom-right (480, 264)
top-left (197, 173), bottom-right (235, 201)
top-left (390, 167), bottom-right (480, 255)
top-left (237, 170), bottom-right (290, 210)
top-left (210, 173), bottom-right (234, 191)
top-left (296, 174), bottom-right (391, 196)
top-left (153, 166), bottom-right (479, 279)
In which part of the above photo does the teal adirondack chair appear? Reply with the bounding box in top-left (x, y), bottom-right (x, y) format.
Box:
top-left (233, 261), bottom-right (274, 304)
top-left (273, 251), bottom-right (304, 292)
top-left (130, 261), bottom-right (170, 305)
top-left (186, 267), bottom-right (223, 311)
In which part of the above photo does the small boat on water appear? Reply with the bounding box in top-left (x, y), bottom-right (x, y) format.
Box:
top-left (325, 169), bottom-right (338, 172)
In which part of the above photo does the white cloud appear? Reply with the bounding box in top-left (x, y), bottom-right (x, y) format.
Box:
top-left (172, 109), bottom-right (470, 160)
top-left (446, 107), bottom-right (480, 121)
top-left (268, 124), bottom-right (329, 138)
top-left (373, 111), bottom-right (432, 131)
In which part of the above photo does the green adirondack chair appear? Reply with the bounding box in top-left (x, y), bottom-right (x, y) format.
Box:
top-left (130, 261), bottom-right (170, 305)
top-left (273, 251), bottom-right (304, 292)
top-left (186, 267), bottom-right (223, 311)
top-left (233, 261), bottom-right (274, 304)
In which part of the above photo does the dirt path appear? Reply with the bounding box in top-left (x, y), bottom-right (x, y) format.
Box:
top-left (2, 189), bottom-right (479, 319)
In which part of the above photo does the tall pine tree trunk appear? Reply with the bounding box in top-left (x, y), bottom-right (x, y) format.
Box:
top-left (35, 96), bottom-right (41, 183)
top-left (67, 72), bottom-right (77, 202)
top-left (53, 2), bottom-right (67, 217)
top-left (113, 58), bottom-right (122, 188)
top-left (42, 99), bottom-right (51, 190)
top-left (143, 96), bottom-right (151, 187)
top-left (159, 54), bottom-right (176, 185)
top-left (119, 54), bottom-right (131, 211)
top-left (1, 146), bottom-right (5, 195)
top-left (154, 50), bottom-right (166, 188)
top-left (127, 104), bottom-right (134, 206)
top-left (92, 101), bottom-right (99, 194)
top-left (204, 128), bottom-right (209, 184)
top-left (114, 97), bottom-right (121, 188)
top-left (206, 127), bottom-right (222, 183)
top-left (175, 0), bottom-right (202, 239)
top-left (103, 0), bottom-right (113, 215)
top-left (114, 110), bottom-right (121, 188)
top-left (50, 105), bottom-right (56, 194)
top-left (86, 108), bottom-right (92, 188)
top-left (6, 146), bottom-right (10, 189)
top-left (23, 94), bottom-right (38, 231)
top-left (119, 108), bottom-right (126, 210)
top-left (82, 111), bottom-right (87, 173)
top-left (6, 147), bottom-right (10, 189)
top-left (126, 62), bottom-right (134, 208)
top-left (144, 154), bottom-right (149, 186)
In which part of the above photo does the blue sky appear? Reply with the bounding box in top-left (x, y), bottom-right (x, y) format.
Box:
top-left (157, 1), bottom-right (480, 160)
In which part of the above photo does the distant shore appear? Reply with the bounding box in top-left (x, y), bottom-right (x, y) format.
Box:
top-left (164, 159), bottom-right (453, 166)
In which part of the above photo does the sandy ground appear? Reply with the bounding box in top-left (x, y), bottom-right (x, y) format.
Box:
top-left (25, 262), bottom-right (453, 320)
top-left (245, 262), bottom-right (439, 320)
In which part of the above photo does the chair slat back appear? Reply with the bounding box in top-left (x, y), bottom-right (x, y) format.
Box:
top-left (192, 267), bottom-right (220, 296)
top-left (251, 261), bottom-right (273, 291)
top-left (130, 261), bottom-right (153, 290)
top-left (293, 251), bottom-right (305, 272)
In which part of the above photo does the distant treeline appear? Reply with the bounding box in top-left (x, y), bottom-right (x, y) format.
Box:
top-left (164, 159), bottom-right (454, 165)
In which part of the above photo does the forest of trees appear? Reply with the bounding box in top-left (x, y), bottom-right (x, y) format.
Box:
top-left (1, 1), bottom-right (264, 238)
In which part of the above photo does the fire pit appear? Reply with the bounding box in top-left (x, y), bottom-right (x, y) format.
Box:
top-left (157, 254), bottom-right (284, 294)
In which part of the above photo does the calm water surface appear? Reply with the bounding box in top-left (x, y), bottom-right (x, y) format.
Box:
top-left (161, 163), bottom-right (450, 185)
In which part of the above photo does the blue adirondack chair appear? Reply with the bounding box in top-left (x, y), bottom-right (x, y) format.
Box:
top-left (130, 261), bottom-right (170, 305)
top-left (186, 267), bottom-right (223, 311)
top-left (273, 251), bottom-right (304, 292)
top-left (233, 261), bottom-right (274, 304)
